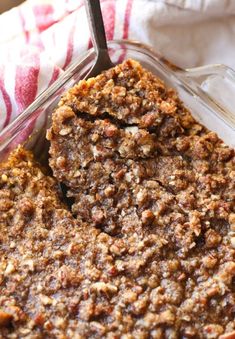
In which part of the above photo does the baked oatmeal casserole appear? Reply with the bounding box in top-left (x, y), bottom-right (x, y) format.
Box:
top-left (0, 60), bottom-right (234, 338)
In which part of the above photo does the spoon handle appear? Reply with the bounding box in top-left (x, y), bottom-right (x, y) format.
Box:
top-left (84, 0), bottom-right (114, 75)
top-left (85, 0), bottom-right (108, 54)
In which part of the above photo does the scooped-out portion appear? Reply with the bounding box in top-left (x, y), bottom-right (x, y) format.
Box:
top-left (0, 60), bottom-right (234, 338)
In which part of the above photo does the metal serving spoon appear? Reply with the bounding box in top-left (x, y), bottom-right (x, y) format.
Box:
top-left (59, 0), bottom-right (114, 201)
top-left (84, 0), bottom-right (114, 78)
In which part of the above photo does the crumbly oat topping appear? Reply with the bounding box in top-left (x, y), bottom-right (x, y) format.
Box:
top-left (0, 60), bottom-right (234, 338)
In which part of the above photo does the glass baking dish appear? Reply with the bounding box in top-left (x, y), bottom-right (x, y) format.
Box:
top-left (0, 40), bottom-right (234, 162)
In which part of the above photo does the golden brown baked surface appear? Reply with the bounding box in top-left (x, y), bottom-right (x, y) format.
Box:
top-left (0, 60), bottom-right (234, 338)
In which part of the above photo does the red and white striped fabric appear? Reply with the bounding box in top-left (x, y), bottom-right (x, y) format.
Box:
top-left (1, 0), bottom-right (235, 130)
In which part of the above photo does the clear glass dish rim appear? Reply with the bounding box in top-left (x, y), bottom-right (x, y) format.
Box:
top-left (0, 38), bottom-right (234, 144)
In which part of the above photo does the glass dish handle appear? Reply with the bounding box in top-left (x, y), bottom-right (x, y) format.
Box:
top-left (176, 64), bottom-right (235, 131)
